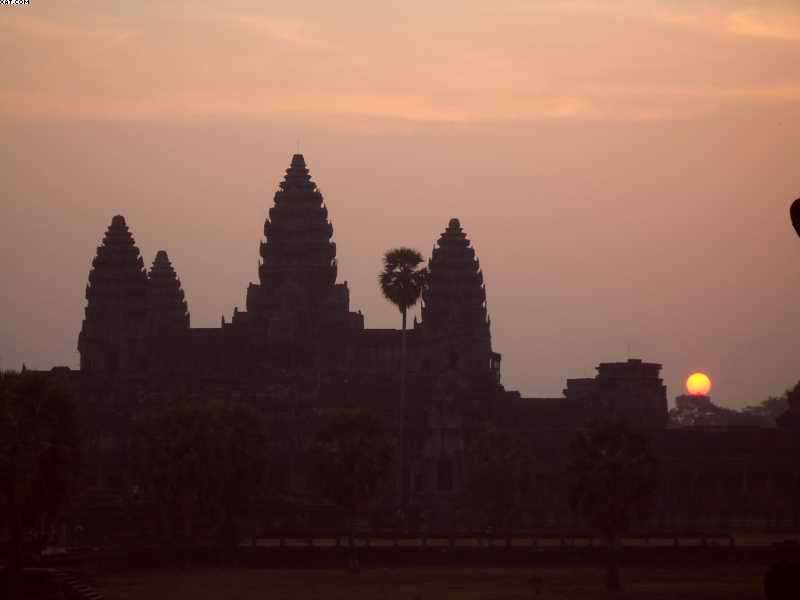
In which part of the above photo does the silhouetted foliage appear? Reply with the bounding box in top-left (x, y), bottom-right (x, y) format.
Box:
top-left (743, 396), bottom-right (790, 423)
top-left (378, 247), bottom-right (428, 508)
top-left (742, 386), bottom-right (795, 426)
top-left (568, 420), bottom-right (658, 590)
top-left (786, 381), bottom-right (800, 407)
top-left (378, 248), bottom-right (428, 316)
top-left (311, 410), bottom-right (392, 569)
top-left (463, 429), bottom-right (533, 531)
top-left (0, 371), bottom-right (78, 594)
top-left (774, 381), bottom-right (800, 433)
top-left (132, 399), bottom-right (269, 567)
top-left (673, 381), bottom-right (799, 428)
top-left (670, 401), bottom-right (766, 428)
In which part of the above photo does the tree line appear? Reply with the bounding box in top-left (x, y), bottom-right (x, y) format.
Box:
top-left (1, 365), bottom-right (667, 591)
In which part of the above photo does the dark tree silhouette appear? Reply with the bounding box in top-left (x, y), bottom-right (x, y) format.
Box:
top-left (791, 198), bottom-right (800, 238)
top-left (133, 399), bottom-right (269, 567)
top-left (568, 420), bottom-right (658, 591)
top-left (0, 371), bottom-right (77, 597)
top-left (311, 410), bottom-right (392, 570)
top-left (463, 429), bottom-right (533, 532)
top-left (378, 247), bottom-right (428, 508)
top-left (742, 395), bottom-right (790, 425)
top-left (777, 381), bottom-right (800, 431)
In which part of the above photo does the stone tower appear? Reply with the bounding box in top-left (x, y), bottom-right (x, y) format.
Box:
top-left (146, 250), bottom-right (190, 333)
top-left (78, 215), bottom-right (148, 375)
top-left (246, 154), bottom-right (335, 316)
top-left (410, 219), bottom-right (499, 510)
top-left (421, 218), bottom-right (497, 378)
top-left (242, 154), bottom-right (362, 335)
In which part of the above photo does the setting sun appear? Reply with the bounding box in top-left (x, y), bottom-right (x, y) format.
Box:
top-left (686, 372), bottom-right (712, 396)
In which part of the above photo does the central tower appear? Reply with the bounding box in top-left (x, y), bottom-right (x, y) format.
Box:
top-left (247, 154), bottom-right (336, 316)
top-left (242, 154), bottom-right (362, 336)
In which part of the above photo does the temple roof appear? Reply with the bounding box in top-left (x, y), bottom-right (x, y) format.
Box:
top-left (249, 154), bottom-right (339, 319)
top-left (150, 250), bottom-right (179, 281)
top-left (279, 153), bottom-right (318, 193)
top-left (445, 218), bottom-right (467, 239)
top-left (422, 218), bottom-right (488, 332)
top-left (79, 215), bottom-right (148, 355)
top-left (86, 215), bottom-right (147, 297)
top-left (147, 250), bottom-right (190, 331)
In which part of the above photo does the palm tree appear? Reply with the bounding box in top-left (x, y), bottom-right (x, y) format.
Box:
top-left (378, 247), bottom-right (428, 510)
top-left (568, 420), bottom-right (658, 591)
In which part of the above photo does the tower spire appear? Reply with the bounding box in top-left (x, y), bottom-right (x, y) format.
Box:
top-left (146, 250), bottom-right (190, 332)
top-left (421, 218), bottom-right (495, 376)
top-left (78, 215), bottom-right (148, 374)
top-left (422, 218), bottom-right (487, 332)
top-left (246, 153), bottom-right (337, 319)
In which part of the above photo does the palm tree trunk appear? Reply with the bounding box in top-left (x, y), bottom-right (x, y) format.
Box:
top-left (606, 533), bottom-right (621, 590)
top-left (5, 483), bottom-right (22, 597)
top-left (348, 512), bottom-right (359, 572)
top-left (794, 477), bottom-right (800, 531)
top-left (182, 499), bottom-right (194, 570)
top-left (5, 452), bottom-right (22, 598)
top-left (400, 308), bottom-right (408, 512)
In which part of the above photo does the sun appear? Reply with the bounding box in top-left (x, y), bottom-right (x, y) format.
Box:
top-left (686, 372), bottom-right (711, 396)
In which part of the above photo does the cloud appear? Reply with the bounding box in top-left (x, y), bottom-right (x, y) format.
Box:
top-left (725, 8), bottom-right (800, 42)
top-left (1, 3), bottom-right (798, 125)
top-left (725, 83), bottom-right (800, 101)
top-left (216, 14), bottom-right (326, 48)
top-left (0, 89), bottom-right (596, 124)
top-left (656, 5), bottom-right (800, 43)
top-left (0, 13), bottom-right (135, 43)
top-left (591, 82), bottom-right (800, 102)
top-left (656, 9), bottom-right (708, 30)
top-left (4, 80), bottom-right (798, 125)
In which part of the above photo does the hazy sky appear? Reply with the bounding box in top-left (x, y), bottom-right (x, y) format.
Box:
top-left (1, 0), bottom-right (799, 408)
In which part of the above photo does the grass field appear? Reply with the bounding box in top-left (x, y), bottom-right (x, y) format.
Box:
top-left (95, 566), bottom-right (766, 599)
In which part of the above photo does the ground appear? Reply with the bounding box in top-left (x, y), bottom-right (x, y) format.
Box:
top-left (95, 566), bottom-right (766, 599)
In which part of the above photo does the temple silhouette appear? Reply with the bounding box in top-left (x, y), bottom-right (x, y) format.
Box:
top-left (57, 154), bottom-right (798, 528)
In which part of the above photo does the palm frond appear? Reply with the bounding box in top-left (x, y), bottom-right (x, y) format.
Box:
top-left (378, 247), bottom-right (427, 312)
top-left (383, 247), bottom-right (424, 270)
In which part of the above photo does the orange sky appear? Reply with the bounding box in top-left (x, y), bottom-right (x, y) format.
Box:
top-left (1, 0), bottom-right (799, 407)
